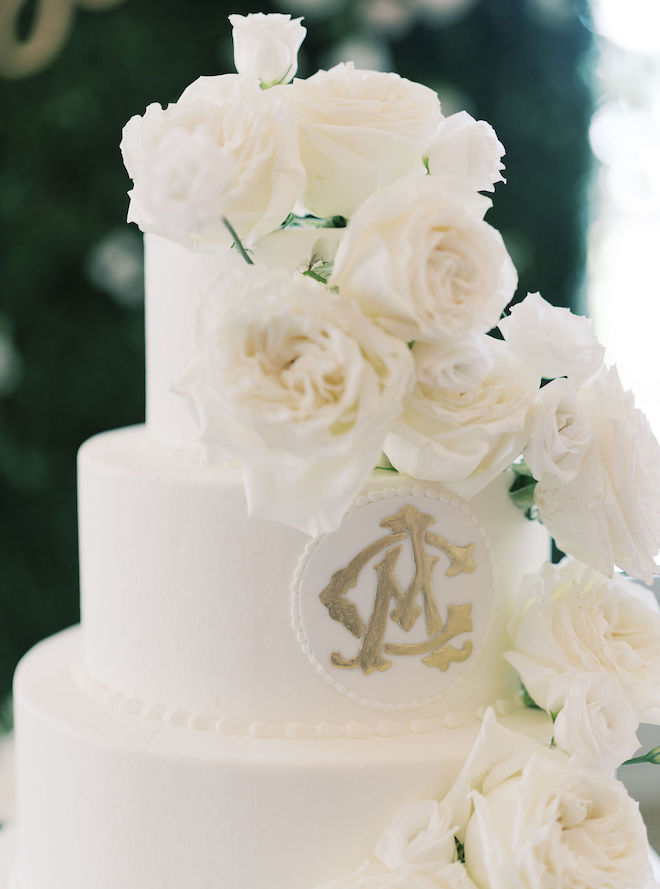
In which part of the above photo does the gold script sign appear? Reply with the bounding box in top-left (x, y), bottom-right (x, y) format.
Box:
top-left (320, 504), bottom-right (475, 676)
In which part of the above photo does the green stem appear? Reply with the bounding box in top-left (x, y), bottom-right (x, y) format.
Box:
top-left (302, 269), bottom-right (327, 284)
top-left (222, 217), bottom-right (254, 265)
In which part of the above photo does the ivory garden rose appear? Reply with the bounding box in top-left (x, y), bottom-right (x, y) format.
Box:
top-left (506, 558), bottom-right (660, 724)
top-left (121, 73), bottom-right (305, 249)
top-left (385, 337), bottom-right (538, 498)
top-left (549, 672), bottom-right (640, 772)
top-left (443, 711), bottom-right (652, 889)
top-left (317, 800), bottom-right (477, 889)
top-left (534, 365), bottom-right (660, 582)
top-left (286, 64), bottom-right (443, 217)
top-left (426, 111), bottom-right (505, 193)
top-left (229, 12), bottom-right (305, 87)
top-left (331, 176), bottom-right (516, 344)
top-left (180, 259), bottom-right (414, 536)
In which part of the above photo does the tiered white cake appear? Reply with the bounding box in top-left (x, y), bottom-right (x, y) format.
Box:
top-left (11, 233), bottom-right (550, 889)
top-left (11, 13), bottom-right (660, 889)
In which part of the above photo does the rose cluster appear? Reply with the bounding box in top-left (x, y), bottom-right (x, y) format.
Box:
top-left (316, 709), bottom-right (657, 889)
top-left (121, 13), bottom-right (660, 592)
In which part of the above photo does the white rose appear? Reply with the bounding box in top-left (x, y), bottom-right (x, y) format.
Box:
top-left (121, 74), bottom-right (306, 249)
top-left (442, 711), bottom-right (652, 889)
top-left (505, 558), bottom-right (660, 724)
top-left (426, 111), bottom-right (505, 193)
top-left (229, 13), bottom-right (306, 86)
top-left (180, 260), bottom-right (414, 536)
top-left (317, 800), bottom-right (477, 889)
top-left (412, 335), bottom-right (495, 394)
top-left (499, 292), bottom-right (605, 384)
top-left (385, 338), bottom-right (538, 498)
top-left (549, 672), bottom-right (640, 772)
top-left (523, 377), bottom-right (593, 484)
top-left (286, 63), bottom-right (443, 217)
top-left (534, 365), bottom-right (660, 583)
top-left (330, 176), bottom-right (516, 344)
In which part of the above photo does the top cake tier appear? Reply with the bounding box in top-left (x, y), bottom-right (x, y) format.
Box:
top-left (145, 233), bottom-right (225, 445)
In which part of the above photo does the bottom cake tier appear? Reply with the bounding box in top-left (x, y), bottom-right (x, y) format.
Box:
top-left (13, 628), bottom-right (550, 889)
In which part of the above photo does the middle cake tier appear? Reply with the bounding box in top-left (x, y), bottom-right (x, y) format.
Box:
top-left (78, 424), bottom-right (549, 730)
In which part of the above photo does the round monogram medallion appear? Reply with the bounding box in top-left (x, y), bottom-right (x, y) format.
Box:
top-left (292, 490), bottom-right (494, 709)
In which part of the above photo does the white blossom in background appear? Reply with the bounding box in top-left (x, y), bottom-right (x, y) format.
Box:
top-left (412, 335), bottom-right (495, 394)
top-left (534, 366), bottom-right (660, 583)
top-left (180, 260), bottom-right (414, 537)
top-left (331, 176), bottom-right (515, 344)
top-left (549, 672), bottom-right (640, 773)
top-left (506, 559), bottom-right (660, 725)
top-left (385, 338), bottom-right (538, 499)
top-left (286, 63), bottom-right (442, 217)
top-left (499, 292), bottom-right (605, 384)
top-left (426, 111), bottom-right (505, 193)
top-left (121, 74), bottom-right (306, 250)
top-left (229, 13), bottom-right (306, 87)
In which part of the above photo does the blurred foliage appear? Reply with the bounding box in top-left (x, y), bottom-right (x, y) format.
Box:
top-left (0, 0), bottom-right (593, 700)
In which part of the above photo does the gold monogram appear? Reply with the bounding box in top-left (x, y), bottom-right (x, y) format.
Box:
top-left (319, 504), bottom-right (476, 675)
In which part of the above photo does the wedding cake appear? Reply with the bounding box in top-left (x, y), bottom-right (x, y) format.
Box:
top-left (10, 14), bottom-right (660, 889)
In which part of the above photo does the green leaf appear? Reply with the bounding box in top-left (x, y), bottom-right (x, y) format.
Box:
top-left (623, 745), bottom-right (660, 766)
top-left (455, 836), bottom-right (465, 863)
top-left (520, 683), bottom-right (542, 711)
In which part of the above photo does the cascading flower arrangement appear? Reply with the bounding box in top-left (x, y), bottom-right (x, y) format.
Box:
top-left (121, 19), bottom-right (660, 886)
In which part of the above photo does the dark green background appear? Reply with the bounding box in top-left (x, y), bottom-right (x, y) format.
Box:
top-left (0, 0), bottom-right (594, 703)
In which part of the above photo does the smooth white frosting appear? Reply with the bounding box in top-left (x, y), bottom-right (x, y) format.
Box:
top-left (12, 629), bottom-right (551, 889)
top-left (78, 426), bottom-right (550, 728)
top-left (144, 233), bottom-right (226, 445)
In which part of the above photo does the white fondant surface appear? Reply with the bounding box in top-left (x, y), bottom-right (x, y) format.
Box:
top-left (13, 628), bottom-right (552, 889)
top-left (78, 426), bottom-right (550, 728)
top-left (144, 233), bottom-right (226, 445)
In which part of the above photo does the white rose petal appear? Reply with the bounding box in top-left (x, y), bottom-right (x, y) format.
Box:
top-left (523, 377), bottom-right (593, 484)
top-left (229, 13), bottom-right (306, 86)
top-left (499, 292), bottom-right (605, 384)
top-left (121, 74), bottom-right (306, 249)
top-left (441, 711), bottom-right (652, 889)
top-left (251, 226), bottom-right (344, 274)
top-left (412, 335), bottom-right (495, 394)
top-left (331, 176), bottom-right (517, 344)
top-left (179, 260), bottom-right (414, 536)
top-left (426, 111), bottom-right (505, 193)
top-left (535, 365), bottom-right (660, 583)
top-left (385, 338), bottom-right (538, 498)
top-left (549, 672), bottom-right (640, 772)
top-left (286, 63), bottom-right (443, 217)
top-left (505, 558), bottom-right (660, 724)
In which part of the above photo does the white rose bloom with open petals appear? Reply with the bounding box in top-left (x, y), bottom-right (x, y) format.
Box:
top-left (286, 63), bottom-right (443, 217)
top-left (180, 260), bottom-right (414, 536)
top-left (499, 292), bottom-right (605, 384)
top-left (442, 711), bottom-right (652, 889)
top-left (385, 337), bottom-right (538, 498)
top-left (426, 111), bottom-right (505, 193)
top-left (523, 377), bottom-right (593, 485)
top-left (121, 73), bottom-right (305, 249)
top-left (549, 672), bottom-right (640, 773)
top-left (331, 176), bottom-right (516, 344)
top-left (534, 365), bottom-right (660, 583)
top-left (317, 800), bottom-right (476, 889)
top-left (505, 559), bottom-right (660, 724)
top-left (229, 13), bottom-right (305, 86)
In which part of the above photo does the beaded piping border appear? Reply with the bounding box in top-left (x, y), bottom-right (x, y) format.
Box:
top-left (73, 659), bottom-right (522, 741)
top-left (291, 486), bottom-right (497, 710)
